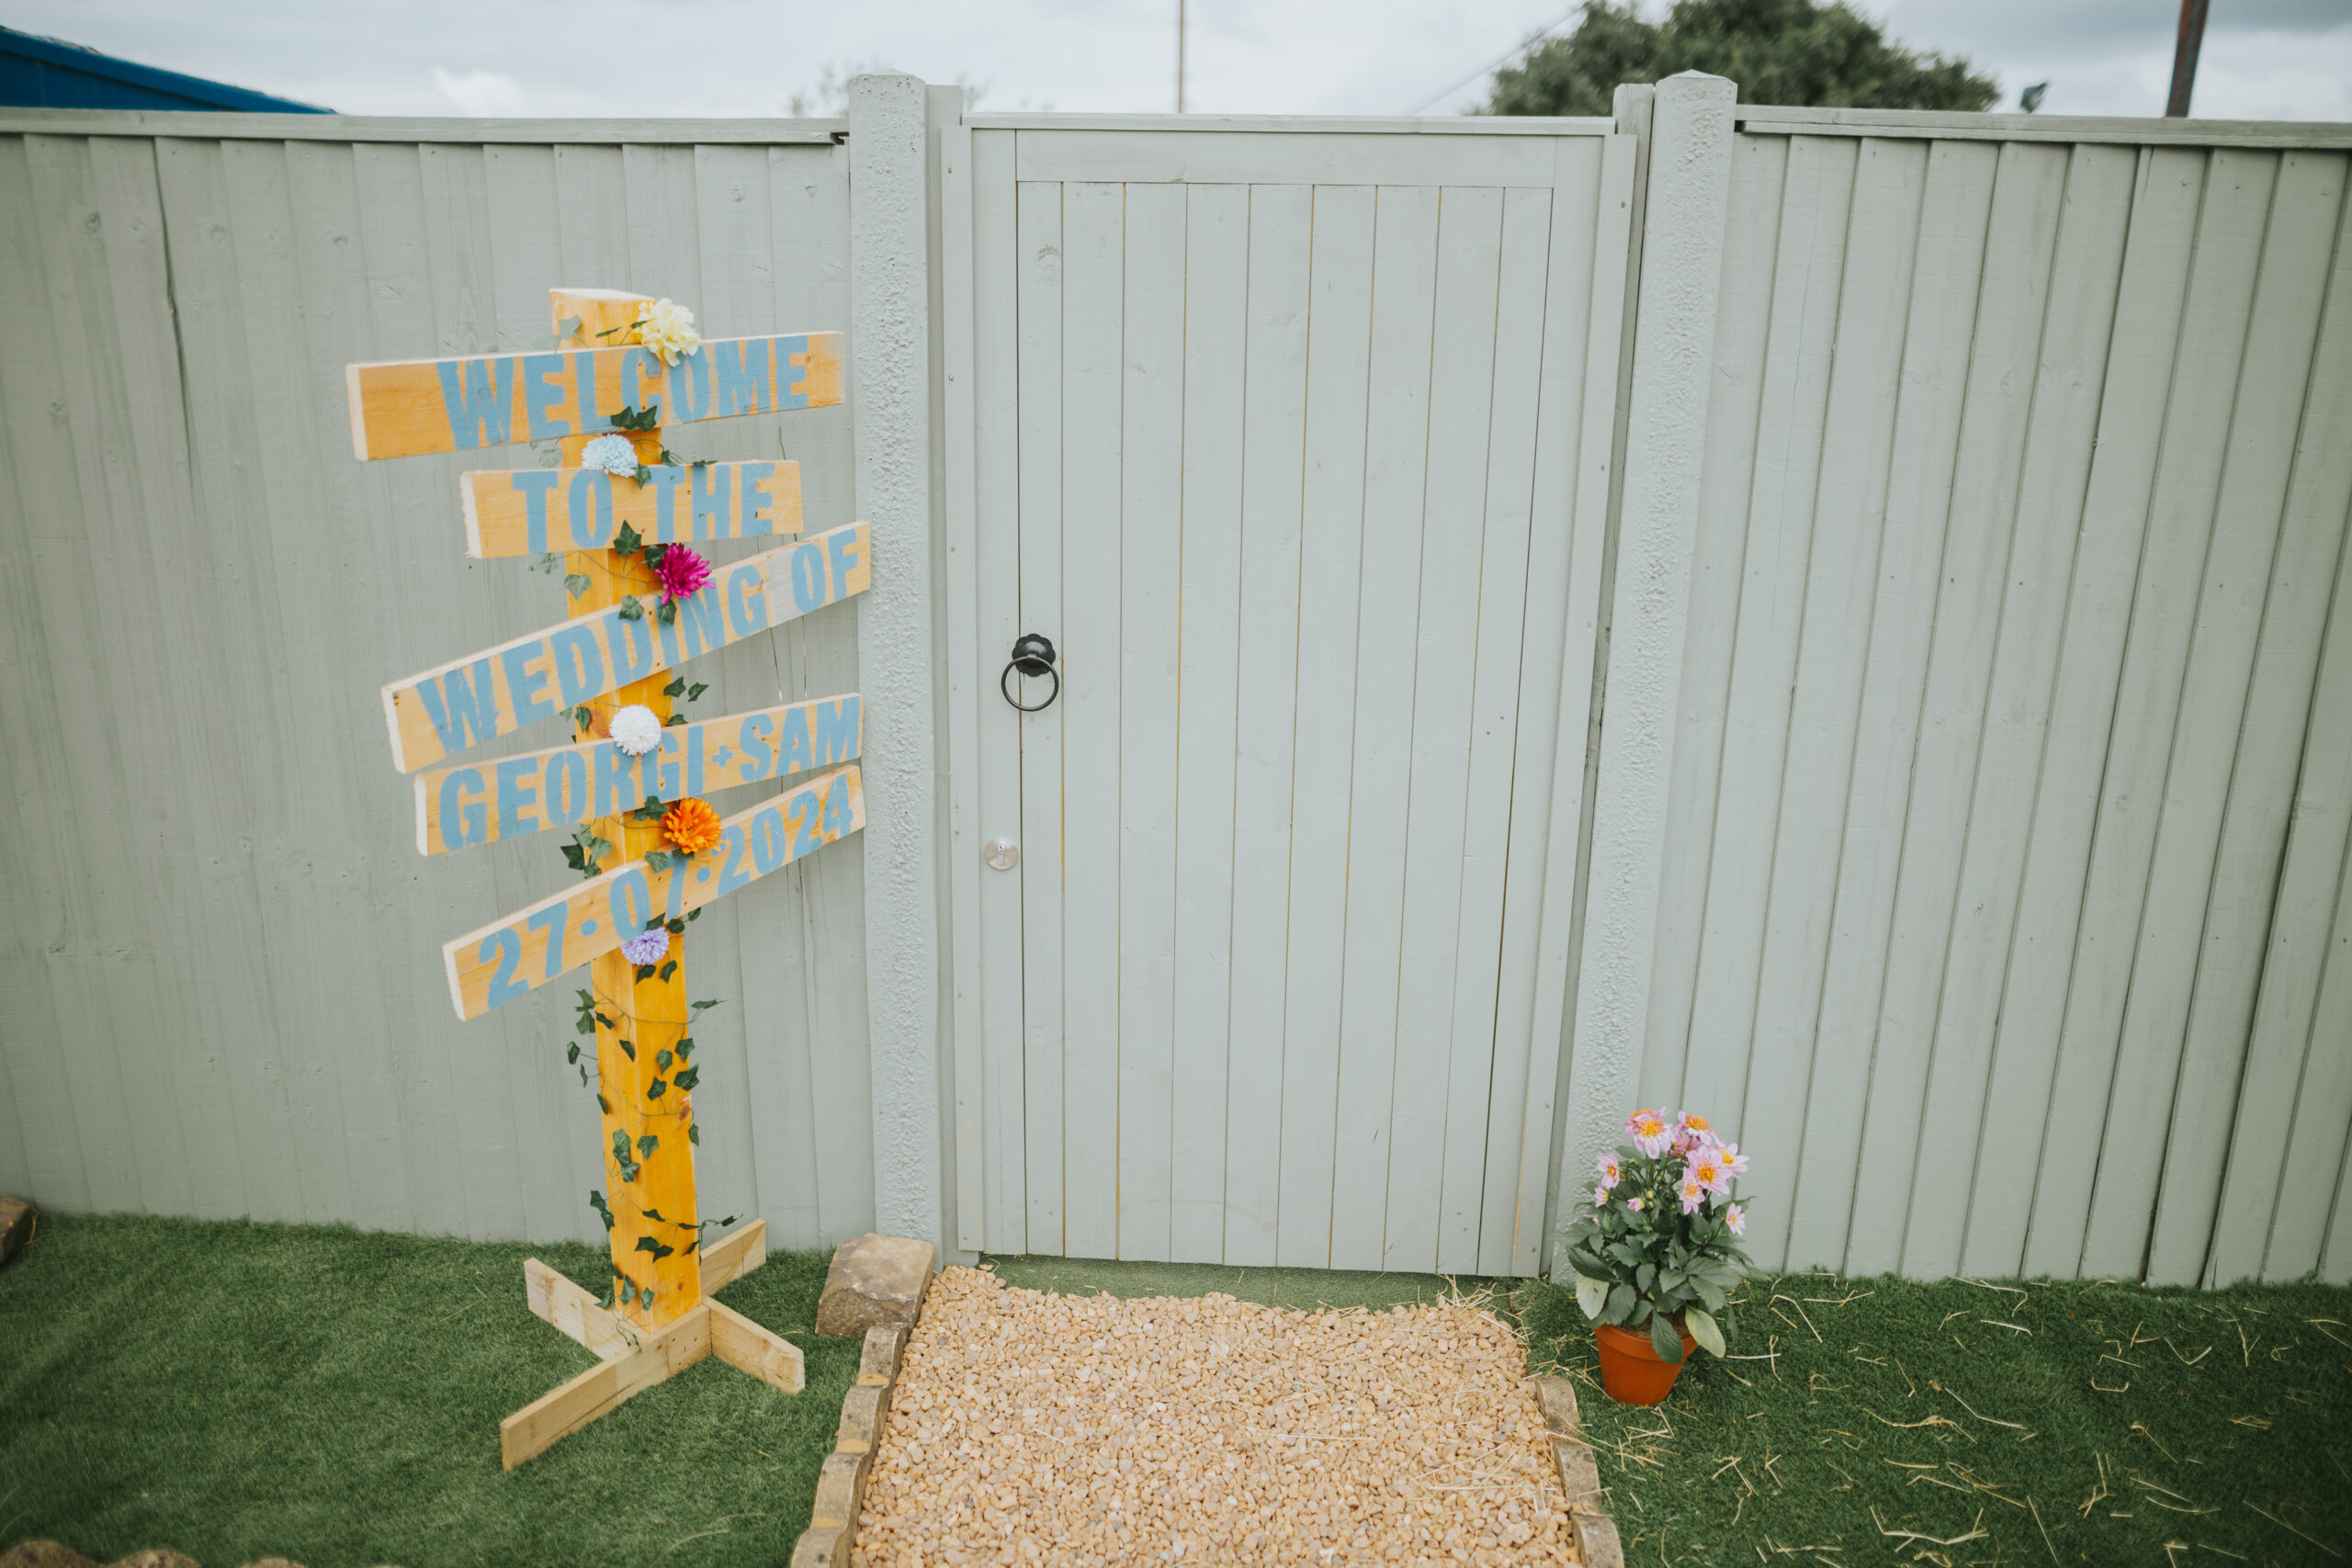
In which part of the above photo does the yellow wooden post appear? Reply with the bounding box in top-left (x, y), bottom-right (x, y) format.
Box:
top-left (551, 287), bottom-right (700, 1333)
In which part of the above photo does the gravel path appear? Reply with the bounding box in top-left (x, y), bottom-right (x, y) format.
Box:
top-left (854, 1267), bottom-right (1579, 1566)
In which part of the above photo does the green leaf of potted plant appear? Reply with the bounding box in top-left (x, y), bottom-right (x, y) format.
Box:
top-left (1558, 1108), bottom-right (1752, 1404)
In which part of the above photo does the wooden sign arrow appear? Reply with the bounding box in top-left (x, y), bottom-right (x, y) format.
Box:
top-left (463, 461), bottom-right (803, 558)
top-left (443, 763), bottom-right (865, 1021)
top-left (381, 521), bottom-right (870, 773)
top-left (346, 333), bottom-right (843, 461)
top-left (413, 695), bottom-right (862, 856)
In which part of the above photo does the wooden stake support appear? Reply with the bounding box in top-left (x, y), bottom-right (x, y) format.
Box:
top-left (503, 1218), bottom-right (806, 1469)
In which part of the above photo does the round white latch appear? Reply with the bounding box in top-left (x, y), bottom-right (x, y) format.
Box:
top-left (985, 838), bottom-right (1020, 870)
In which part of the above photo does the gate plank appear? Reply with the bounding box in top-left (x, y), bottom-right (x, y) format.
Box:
top-left (462, 460), bottom-right (803, 557)
top-left (414, 695), bottom-right (862, 854)
top-left (442, 763), bottom-right (865, 1019)
top-left (1059, 179), bottom-right (1125, 1262)
top-left (1223, 181), bottom-right (1314, 1268)
top-left (346, 331), bottom-right (843, 459)
top-left (382, 521), bottom-right (869, 772)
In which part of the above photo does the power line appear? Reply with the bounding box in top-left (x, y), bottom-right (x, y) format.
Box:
top-left (1403, 2), bottom-right (1584, 115)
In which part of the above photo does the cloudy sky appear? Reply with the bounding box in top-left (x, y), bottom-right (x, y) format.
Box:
top-left (6, 0), bottom-right (2348, 123)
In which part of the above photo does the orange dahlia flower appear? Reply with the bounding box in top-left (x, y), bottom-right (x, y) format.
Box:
top-left (662, 796), bottom-right (723, 856)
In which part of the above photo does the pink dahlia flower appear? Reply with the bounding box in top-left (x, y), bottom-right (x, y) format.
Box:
top-left (654, 545), bottom-right (712, 604)
top-left (1626, 1108), bottom-right (1674, 1158)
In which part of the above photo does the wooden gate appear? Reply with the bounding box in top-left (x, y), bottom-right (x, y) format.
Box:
top-left (939, 115), bottom-right (1634, 1275)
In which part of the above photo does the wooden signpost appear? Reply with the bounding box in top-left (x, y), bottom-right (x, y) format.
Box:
top-left (348, 286), bottom-right (867, 1468)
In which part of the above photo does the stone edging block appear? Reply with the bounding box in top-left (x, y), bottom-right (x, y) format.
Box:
top-left (790, 1241), bottom-right (930, 1568)
top-left (1528, 1373), bottom-right (1623, 1568)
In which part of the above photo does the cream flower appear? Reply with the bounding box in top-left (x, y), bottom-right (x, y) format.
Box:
top-left (609, 704), bottom-right (662, 756)
top-left (635, 298), bottom-right (700, 365)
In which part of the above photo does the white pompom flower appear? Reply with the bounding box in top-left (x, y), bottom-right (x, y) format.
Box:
top-left (635, 298), bottom-right (700, 365)
top-left (609, 704), bottom-right (662, 756)
top-left (581, 433), bottom-right (639, 478)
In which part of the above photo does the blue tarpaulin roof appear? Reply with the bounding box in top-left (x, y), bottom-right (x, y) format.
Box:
top-left (0, 23), bottom-right (329, 112)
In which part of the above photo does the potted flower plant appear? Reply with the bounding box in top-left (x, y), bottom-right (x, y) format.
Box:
top-left (1560, 1108), bottom-right (1751, 1404)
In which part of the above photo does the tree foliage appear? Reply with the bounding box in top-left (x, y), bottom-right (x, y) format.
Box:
top-left (1487, 0), bottom-right (1999, 118)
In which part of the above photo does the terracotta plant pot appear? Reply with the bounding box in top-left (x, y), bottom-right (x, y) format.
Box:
top-left (1594, 1319), bottom-right (1698, 1405)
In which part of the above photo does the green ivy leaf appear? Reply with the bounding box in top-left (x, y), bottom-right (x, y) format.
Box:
top-left (597, 1093), bottom-right (612, 1115)
top-left (687, 1122), bottom-right (700, 1146)
top-left (674, 1064), bottom-right (700, 1092)
top-left (634, 464), bottom-right (654, 485)
top-left (664, 713), bottom-right (687, 727)
top-left (665, 918), bottom-right (684, 935)
top-left (686, 908), bottom-right (702, 922)
top-left (658, 960), bottom-right (677, 982)
top-left (636, 964), bottom-right (657, 982)
top-left (615, 522), bottom-right (645, 556)
top-left (617, 594), bottom-right (645, 622)
top-left (567, 1043), bottom-right (581, 1065)
top-left (656, 1048), bottom-right (673, 1069)
top-left (692, 998), bottom-right (722, 1012)
top-left (676, 1036), bottom-right (694, 1058)
top-left (656, 598), bottom-right (678, 627)
top-left (617, 1038), bottom-right (636, 1061)
top-left (647, 1079), bottom-right (667, 1100)
top-left (565, 572), bottom-right (593, 599)
top-left (553, 314), bottom-right (582, 343)
top-left (531, 551), bottom-right (564, 576)
top-left (635, 1235), bottom-right (662, 1254)
top-left (638, 1134), bottom-right (658, 1158)
top-left (687, 682), bottom-right (709, 703)
top-left (664, 675), bottom-right (687, 698)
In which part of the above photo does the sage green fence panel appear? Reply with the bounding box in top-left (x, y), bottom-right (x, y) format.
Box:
top-left (1634, 106), bottom-right (2352, 1284)
top-left (0, 117), bottom-right (874, 1251)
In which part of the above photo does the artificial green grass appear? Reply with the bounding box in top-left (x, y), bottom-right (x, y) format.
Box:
top-left (8, 1219), bottom-right (2349, 1568)
top-left (1521, 1269), bottom-right (2352, 1567)
top-left (0, 1213), bottom-right (860, 1568)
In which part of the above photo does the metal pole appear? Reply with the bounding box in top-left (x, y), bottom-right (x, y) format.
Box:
top-left (2166, 0), bottom-right (2209, 118)
top-left (1177, 0), bottom-right (1186, 112)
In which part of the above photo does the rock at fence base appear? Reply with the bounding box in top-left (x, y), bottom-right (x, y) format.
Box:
top-left (0, 1194), bottom-right (33, 1267)
top-left (104, 1553), bottom-right (203, 1568)
top-left (0, 1542), bottom-right (97, 1568)
top-left (814, 1234), bottom-right (933, 1337)
top-left (1571, 1513), bottom-right (1624, 1568)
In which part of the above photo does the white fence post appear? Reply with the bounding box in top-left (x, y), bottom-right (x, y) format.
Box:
top-left (1556, 72), bottom-right (1736, 1234)
top-left (849, 73), bottom-right (947, 1250)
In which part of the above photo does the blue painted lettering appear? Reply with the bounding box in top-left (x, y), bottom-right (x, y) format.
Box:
top-left (741, 461), bottom-right (776, 536)
top-left (548, 623), bottom-right (605, 708)
top-left (512, 470), bottom-right (560, 555)
top-left (791, 543), bottom-right (825, 612)
top-left (496, 756), bottom-right (540, 835)
top-left (775, 334), bottom-right (812, 410)
top-left (608, 611), bottom-right (658, 686)
top-left (524, 903), bottom-right (568, 982)
top-left (677, 585), bottom-right (726, 660)
top-left (501, 639), bottom-right (557, 728)
top-left (416, 659), bottom-right (502, 756)
top-left (716, 822), bottom-right (755, 897)
top-left (572, 350), bottom-right (613, 432)
top-left (751, 803), bottom-right (785, 874)
top-left (522, 353), bottom-right (569, 437)
top-left (828, 525), bottom-right (862, 593)
top-left (685, 725), bottom-right (705, 797)
top-left (713, 337), bottom-right (764, 417)
top-left (647, 467), bottom-right (686, 541)
top-left (546, 750), bottom-right (589, 828)
top-left (778, 708), bottom-right (811, 775)
top-left (673, 348), bottom-right (713, 422)
top-left (690, 463), bottom-right (729, 539)
top-left (568, 468), bottom-right (614, 548)
top-left (741, 714), bottom-right (775, 779)
top-left (440, 767), bottom-right (488, 851)
top-left (481, 928), bottom-right (527, 1007)
top-left (435, 357), bottom-right (510, 450)
top-left (814, 696), bottom-right (858, 765)
top-left (727, 561), bottom-right (768, 639)
top-left (594, 739), bottom-right (634, 818)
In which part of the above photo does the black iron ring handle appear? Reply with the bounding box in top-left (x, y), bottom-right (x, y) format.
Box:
top-left (1001, 660), bottom-right (1060, 713)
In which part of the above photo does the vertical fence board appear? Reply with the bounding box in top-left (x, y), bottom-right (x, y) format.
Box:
top-left (1277, 183), bottom-right (1376, 1268)
top-left (1902, 143), bottom-right (2136, 1279)
top-left (1328, 184), bottom-right (1441, 1271)
top-left (1115, 181), bottom-right (1185, 1261)
top-left (1738, 137), bottom-right (1924, 1269)
top-left (1784, 141), bottom-right (1997, 1269)
top-left (1169, 182), bottom-right (1248, 1264)
top-left (1962, 149), bottom-right (2205, 1276)
top-left (1014, 176), bottom-right (1069, 1254)
top-left (1385, 185), bottom-right (1503, 1271)
top-left (1221, 184), bottom-right (1312, 1267)
top-left (1058, 179), bottom-right (1125, 1261)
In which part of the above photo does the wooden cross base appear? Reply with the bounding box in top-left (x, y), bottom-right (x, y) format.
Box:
top-left (501, 1219), bottom-right (805, 1468)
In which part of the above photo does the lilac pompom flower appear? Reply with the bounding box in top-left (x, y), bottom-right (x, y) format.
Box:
top-left (620, 924), bottom-right (670, 965)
